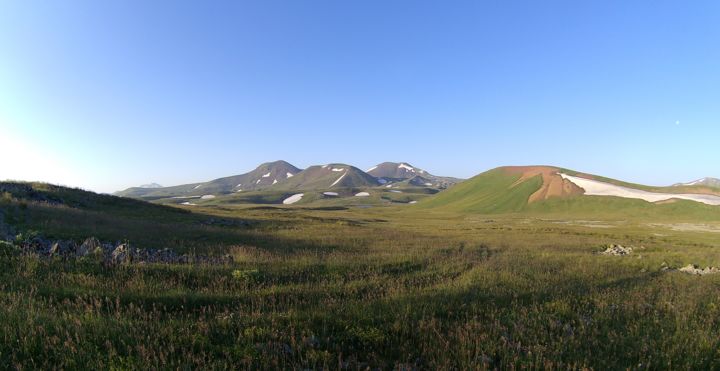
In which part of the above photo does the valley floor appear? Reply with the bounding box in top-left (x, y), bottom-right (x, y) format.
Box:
top-left (2, 199), bottom-right (720, 369)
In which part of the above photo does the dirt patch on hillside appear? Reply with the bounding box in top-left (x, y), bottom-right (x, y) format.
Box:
top-left (504, 166), bottom-right (584, 203)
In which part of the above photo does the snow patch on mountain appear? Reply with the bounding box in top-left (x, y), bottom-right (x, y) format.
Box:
top-left (283, 193), bottom-right (304, 204)
top-left (330, 171), bottom-right (347, 187)
top-left (560, 174), bottom-right (720, 206)
top-left (398, 163), bottom-right (415, 172)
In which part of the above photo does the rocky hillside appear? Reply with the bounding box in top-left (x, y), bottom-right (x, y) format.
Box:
top-left (115, 160), bottom-right (301, 199)
top-left (673, 177), bottom-right (720, 188)
top-left (271, 164), bottom-right (379, 190)
top-left (367, 162), bottom-right (462, 189)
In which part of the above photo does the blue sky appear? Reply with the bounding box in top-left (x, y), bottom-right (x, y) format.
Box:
top-left (1, 0), bottom-right (718, 193)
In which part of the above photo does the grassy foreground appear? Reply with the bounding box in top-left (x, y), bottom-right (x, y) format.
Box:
top-left (2, 186), bottom-right (720, 369)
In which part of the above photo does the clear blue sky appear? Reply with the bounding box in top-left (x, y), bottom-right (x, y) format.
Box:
top-left (1, 0), bottom-right (718, 193)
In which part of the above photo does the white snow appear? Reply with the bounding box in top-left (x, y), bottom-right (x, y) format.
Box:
top-left (377, 178), bottom-right (388, 184)
top-left (200, 195), bottom-right (215, 200)
top-left (332, 168), bottom-right (344, 172)
top-left (321, 164), bottom-right (329, 168)
top-left (389, 190), bottom-right (402, 193)
top-left (235, 184), bottom-right (242, 188)
top-left (424, 182), bottom-right (433, 186)
top-left (180, 202), bottom-right (196, 206)
top-left (330, 171), bottom-right (347, 187)
top-left (398, 163), bottom-right (416, 172)
top-left (409, 201), bottom-right (418, 204)
top-left (236, 190), bottom-right (243, 193)
top-left (367, 166), bottom-right (378, 172)
top-left (171, 196), bottom-right (201, 199)
top-left (272, 179), bottom-right (278, 185)
top-left (193, 184), bottom-right (203, 190)
top-left (386, 185), bottom-right (393, 188)
top-left (286, 172), bottom-right (294, 178)
top-left (681, 178), bottom-right (708, 186)
top-left (283, 193), bottom-right (304, 204)
top-left (256, 179), bottom-right (261, 184)
top-left (323, 192), bottom-right (339, 196)
top-left (262, 172), bottom-right (271, 178)
top-left (355, 192), bottom-right (370, 197)
top-left (560, 173), bottom-right (720, 206)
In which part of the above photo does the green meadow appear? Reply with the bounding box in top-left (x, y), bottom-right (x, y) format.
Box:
top-left (1, 183), bottom-right (720, 369)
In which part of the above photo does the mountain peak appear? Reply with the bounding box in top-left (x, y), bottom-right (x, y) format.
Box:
top-left (367, 162), bottom-right (461, 189)
top-left (673, 177), bottom-right (720, 188)
top-left (139, 183), bottom-right (162, 189)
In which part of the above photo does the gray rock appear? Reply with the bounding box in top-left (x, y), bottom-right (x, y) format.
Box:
top-left (678, 264), bottom-right (720, 275)
top-left (600, 244), bottom-right (633, 256)
top-left (49, 241), bottom-right (62, 256)
top-left (77, 237), bottom-right (101, 257)
top-left (111, 243), bottom-right (131, 264)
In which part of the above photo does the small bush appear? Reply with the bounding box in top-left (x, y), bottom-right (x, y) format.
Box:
top-left (0, 240), bottom-right (18, 258)
top-left (232, 268), bottom-right (260, 282)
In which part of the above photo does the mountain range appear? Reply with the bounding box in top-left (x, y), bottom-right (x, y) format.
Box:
top-left (115, 161), bottom-right (720, 213)
top-left (115, 161), bottom-right (462, 199)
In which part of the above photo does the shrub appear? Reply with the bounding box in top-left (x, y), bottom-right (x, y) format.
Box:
top-left (0, 240), bottom-right (19, 258)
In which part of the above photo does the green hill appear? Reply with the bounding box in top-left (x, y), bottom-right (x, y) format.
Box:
top-left (0, 182), bottom-right (244, 250)
top-left (416, 166), bottom-right (720, 220)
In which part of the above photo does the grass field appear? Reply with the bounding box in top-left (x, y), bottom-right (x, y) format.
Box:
top-left (2, 183), bottom-right (720, 369)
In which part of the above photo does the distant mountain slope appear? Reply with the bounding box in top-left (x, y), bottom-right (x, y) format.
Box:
top-left (417, 166), bottom-right (720, 217)
top-left (367, 162), bottom-right (462, 189)
top-left (116, 161), bottom-right (301, 199)
top-left (115, 182), bottom-right (205, 199)
top-left (673, 177), bottom-right (720, 188)
top-left (271, 164), bottom-right (379, 190)
top-left (194, 160), bottom-right (301, 194)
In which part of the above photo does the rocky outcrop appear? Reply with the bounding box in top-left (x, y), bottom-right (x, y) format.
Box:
top-left (600, 244), bottom-right (633, 256)
top-left (111, 243), bottom-right (131, 264)
top-left (678, 264), bottom-right (720, 275)
top-left (13, 235), bottom-right (233, 266)
top-left (77, 237), bottom-right (102, 257)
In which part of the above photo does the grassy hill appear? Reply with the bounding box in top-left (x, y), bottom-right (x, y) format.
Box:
top-left (0, 182), bottom-right (253, 251)
top-left (416, 166), bottom-right (720, 220)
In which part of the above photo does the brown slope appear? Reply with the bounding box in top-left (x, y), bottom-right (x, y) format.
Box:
top-left (504, 166), bottom-right (584, 203)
